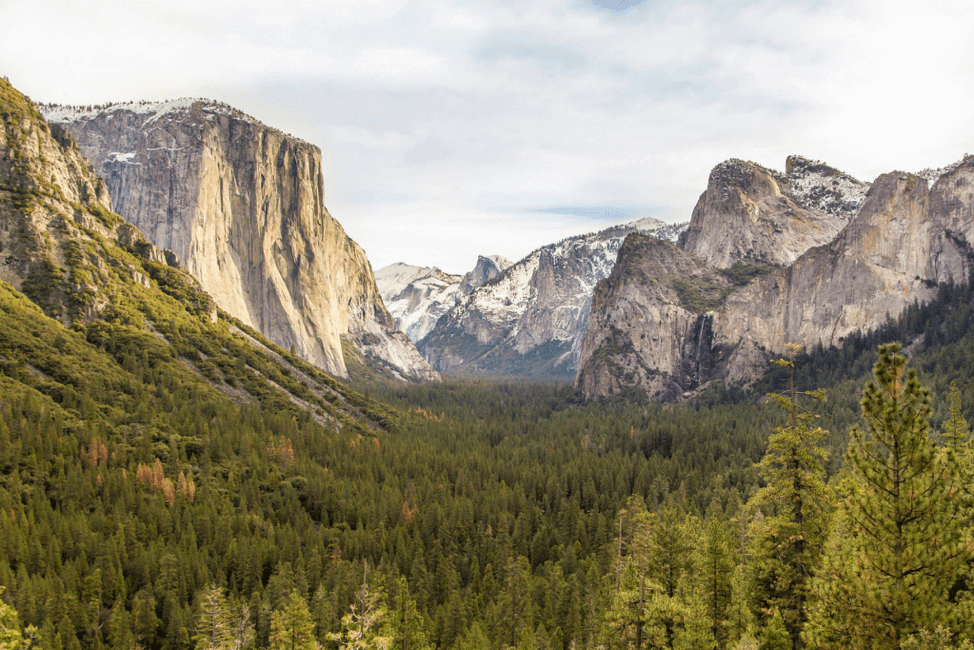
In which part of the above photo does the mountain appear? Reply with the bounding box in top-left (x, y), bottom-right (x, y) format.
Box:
top-left (0, 78), bottom-right (393, 431)
top-left (575, 234), bottom-right (733, 400)
top-left (576, 155), bottom-right (974, 400)
top-left (417, 218), bottom-right (687, 378)
top-left (459, 254), bottom-right (512, 294)
top-left (376, 255), bottom-right (512, 342)
top-left (39, 98), bottom-right (437, 382)
top-left (677, 156), bottom-right (866, 269)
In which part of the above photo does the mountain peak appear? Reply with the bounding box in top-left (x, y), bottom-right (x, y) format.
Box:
top-left (680, 157), bottom-right (847, 269)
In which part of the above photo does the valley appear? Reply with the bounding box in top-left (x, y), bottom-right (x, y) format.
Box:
top-left (2, 70), bottom-right (974, 650)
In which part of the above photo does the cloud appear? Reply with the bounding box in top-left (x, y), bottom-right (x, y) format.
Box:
top-left (4, 0), bottom-right (974, 271)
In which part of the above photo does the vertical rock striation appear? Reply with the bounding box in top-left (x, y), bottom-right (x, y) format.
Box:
top-left (41, 99), bottom-right (437, 381)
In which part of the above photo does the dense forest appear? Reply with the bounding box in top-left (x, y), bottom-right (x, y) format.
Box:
top-left (4, 270), bottom-right (974, 649)
top-left (3, 76), bottom-right (974, 650)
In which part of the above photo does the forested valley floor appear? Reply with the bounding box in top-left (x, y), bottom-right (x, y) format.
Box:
top-left (5, 266), bottom-right (974, 650)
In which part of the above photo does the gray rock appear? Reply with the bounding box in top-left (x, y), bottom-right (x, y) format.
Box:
top-left (576, 155), bottom-right (974, 400)
top-left (575, 235), bottom-right (732, 400)
top-left (419, 219), bottom-right (686, 379)
top-left (677, 158), bottom-right (859, 269)
top-left (41, 99), bottom-right (437, 381)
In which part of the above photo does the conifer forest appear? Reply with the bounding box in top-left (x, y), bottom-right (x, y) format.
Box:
top-left (3, 35), bottom-right (974, 650)
top-left (5, 255), bottom-right (974, 649)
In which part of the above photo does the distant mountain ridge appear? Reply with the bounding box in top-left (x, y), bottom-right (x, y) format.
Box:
top-left (376, 255), bottom-right (512, 343)
top-left (417, 217), bottom-right (688, 378)
top-left (40, 97), bottom-right (437, 382)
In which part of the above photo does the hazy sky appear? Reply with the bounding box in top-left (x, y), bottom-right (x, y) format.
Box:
top-left (3, 0), bottom-right (973, 272)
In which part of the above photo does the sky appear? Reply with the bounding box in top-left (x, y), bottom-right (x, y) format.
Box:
top-left (2, 0), bottom-right (973, 273)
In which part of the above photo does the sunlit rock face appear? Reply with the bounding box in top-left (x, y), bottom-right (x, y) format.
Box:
top-left (43, 99), bottom-right (437, 381)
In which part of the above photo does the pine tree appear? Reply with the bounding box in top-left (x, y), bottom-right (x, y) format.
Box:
top-left (388, 576), bottom-right (431, 650)
top-left (270, 590), bottom-right (318, 650)
top-left (601, 499), bottom-right (652, 650)
top-left (0, 587), bottom-right (26, 650)
top-left (811, 344), bottom-right (971, 648)
top-left (194, 585), bottom-right (232, 650)
top-left (328, 569), bottom-right (391, 650)
top-left (751, 347), bottom-right (830, 649)
top-left (699, 504), bottom-right (734, 650)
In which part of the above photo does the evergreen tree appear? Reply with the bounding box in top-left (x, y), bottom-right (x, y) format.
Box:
top-left (388, 576), bottom-right (431, 650)
top-left (328, 570), bottom-right (391, 650)
top-left (601, 500), bottom-right (652, 650)
top-left (759, 609), bottom-right (790, 650)
top-left (270, 591), bottom-right (318, 650)
top-left (810, 344), bottom-right (971, 648)
top-left (699, 504), bottom-right (734, 650)
top-left (751, 347), bottom-right (830, 649)
top-left (194, 585), bottom-right (232, 650)
top-left (0, 588), bottom-right (26, 650)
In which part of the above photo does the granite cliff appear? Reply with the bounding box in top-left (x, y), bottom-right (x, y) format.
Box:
top-left (0, 77), bottom-right (394, 437)
top-left (574, 235), bottom-right (732, 400)
top-left (678, 157), bottom-right (865, 269)
top-left (575, 156), bottom-right (974, 400)
top-left (40, 99), bottom-right (436, 381)
top-left (713, 162), bottom-right (974, 385)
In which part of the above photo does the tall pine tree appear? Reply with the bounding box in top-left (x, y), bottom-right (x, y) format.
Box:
top-left (810, 344), bottom-right (971, 648)
top-left (751, 346), bottom-right (830, 649)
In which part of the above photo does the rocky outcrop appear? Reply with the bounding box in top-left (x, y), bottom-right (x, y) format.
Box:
top-left (575, 235), bottom-right (732, 400)
top-left (677, 158), bottom-right (865, 269)
top-left (459, 255), bottom-right (511, 294)
top-left (376, 255), bottom-right (511, 343)
top-left (577, 155), bottom-right (974, 400)
top-left (419, 218), bottom-right (687, 379)
top-left (41, 99), bottom-right (436, 381)
top-left (0, 80), bottom-right (194, 327)
top-left (713, 163), bottom-right (974, 381)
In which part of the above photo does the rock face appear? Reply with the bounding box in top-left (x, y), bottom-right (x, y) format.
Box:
top-left (0, 78), bottom-right (397, 430)
top-left (0, 81), bottom-right (192, 328)
top-left (714, 165), bottom-right (974, 383)
top-left (375, 255), bottom-right (512, 343)
top-left (459, 255), bottom-right (511, 295)
top-left (575, 235), bottom-right (732, 400)
top-left (41, 99), bottom-right (436, 381)
top-left (677, 157), bottom-right (864, 269)
top-left (418, 218), bottom-right (688, 379)
top-left (576, 155), bottom-right (974, 400)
